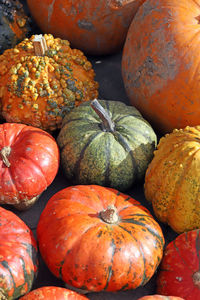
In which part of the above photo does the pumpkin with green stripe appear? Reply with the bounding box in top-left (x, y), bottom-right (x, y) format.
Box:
top-left (37, 185), bottom-right (164, 292)
top-left (57, 99), bottom-right (157, 191)
top-left (0, 207), bottom-right (38, 299)
top-left (157, 229), bottom-right (200, 300)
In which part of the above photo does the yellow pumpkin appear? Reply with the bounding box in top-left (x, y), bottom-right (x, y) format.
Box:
top-left (144, 126), bottom-right (200, 233)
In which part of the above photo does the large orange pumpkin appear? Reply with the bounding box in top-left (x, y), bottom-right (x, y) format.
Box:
top-left (37, 185), bottom-right (164, 292)
top-left (122, 0), bottom-right (200, 133)
top-left (27, 0), bottom-right (145, 55)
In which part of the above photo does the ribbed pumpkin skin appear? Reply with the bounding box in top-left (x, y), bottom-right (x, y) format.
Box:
top-left (37, 185), bottom-right (164, 292)
top-left (20, 286), bottom-right (88, 299)
top-left (0, 0), bottom-right (31, 54)
top-left (138, 296), bottom-right (184, 300)
top-left (27, 0), bottom-right (145, 55)
top-left (0, 207), bottom-right (38, 300)
top-left (0, 123), bottom-right (59, 209)
top-left (122, 0), bottom-right (200, 133)
top-left (57, 100), bottom-right (157, 191)
top-left (156, 229), bottom-right (200, 300)
top-left (144, 126), bottom-right (200, 233)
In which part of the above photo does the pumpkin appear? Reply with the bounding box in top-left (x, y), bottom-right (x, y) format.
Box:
top-left (122, 0), bottom-right (200, 133)
top-left (0, 122), bottom-right (59, 210)
top-left (156, 229), bottom-right (200, 300)
top-left (19, 286), bottom-right (88, 299)
top-left (144, 126), bottom-right (200, 233)
top-left (27, 0), bottom-right (146, 56)
top-left (138, 296), bottom-right (184, 300)
top-left (0, 0), bottom-right (31, 54)
top-left (57, 99), bottom-right (157, 191)
top-left (37, 185), bottom-right (164, 292)
top-left (0, 34), bottom-right (98, 131)
top-left (0, 206), bottom-right (38, 299)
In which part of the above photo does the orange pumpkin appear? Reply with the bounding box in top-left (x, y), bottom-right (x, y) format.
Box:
top-left (37, 185), bottom-right (164, 292)
top-left (27, 0), bottom-right (145, 55)
top-left (20, 286), bottom-right (88, 299)
top-left (122, 0), bottom-right (200, 133)
top-left (0, 34), bottom-right (98, 131)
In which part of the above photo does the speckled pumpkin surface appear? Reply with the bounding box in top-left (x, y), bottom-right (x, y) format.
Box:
top-left (27, 0), bottom-right (145, 55)
top-left (0, 206), bottom-right (38, 300)
top-left (144, 126), bottom-right (200, 233)
top-left (0, 0), bottom-right (31, 54)
top-left (0, 34), bottom-right (98, 131)
top-left (57, 99), bottom-right (157, 191)
top-left (37, 185), bottom-right (164, 292)
top-left (156, 229), bottom-right (200, 300)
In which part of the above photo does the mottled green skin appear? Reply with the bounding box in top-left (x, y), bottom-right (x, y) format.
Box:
top-left (57, 100), bottom-right (157, 191)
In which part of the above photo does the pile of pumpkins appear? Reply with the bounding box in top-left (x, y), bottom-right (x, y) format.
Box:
top-left (0, 0), bottom-right (200, 299)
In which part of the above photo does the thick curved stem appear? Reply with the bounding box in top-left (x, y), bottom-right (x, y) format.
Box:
top-left (90, 99), bottom-right (115, 132)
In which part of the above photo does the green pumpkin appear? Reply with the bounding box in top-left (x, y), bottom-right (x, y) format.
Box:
top-left (57, 99), bottom-right (157, 191)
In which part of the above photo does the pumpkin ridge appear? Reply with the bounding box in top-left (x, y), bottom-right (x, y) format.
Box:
top-left (103, 238), bottom-right (116, 291)
top-left (72, 131), bottom-right (103, 182)
top-left (116, 122), bottom-right (156, 144)
top-left (195, 230), bottom-right (200, 270)
top-left (166, 146), bottom-right (199, 230)
top-left (112, 131), bottom-right (139, 179)
top-left (118, 225), bottom-right (147, 285)
top-left (10, 155), bottom-right (48, 193)
top-left (172, 239), bottom-right (191, 270)
top-left (121, 218), bottom-right (164, 247)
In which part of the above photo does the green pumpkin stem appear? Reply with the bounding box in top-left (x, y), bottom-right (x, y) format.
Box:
top-left (193, 271), bottom-right (200, 288)
top-left (90, 99), bottom-right (115, 132)
top-left (100, 205), bottom-right (119, 224)
top-left (1, 146), bottom-right (11, 167)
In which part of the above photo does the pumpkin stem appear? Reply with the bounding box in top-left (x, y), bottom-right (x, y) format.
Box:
top-left (33, 34), bottom-right (48, 56)
top-left (193, 271), bottom-right (200, 288)
top-left (90, 99), bottom-right (115, 132)
top-left (1, 146), bottom-right (11, 167)
top-left (100, 205), bottom-right (119, 224)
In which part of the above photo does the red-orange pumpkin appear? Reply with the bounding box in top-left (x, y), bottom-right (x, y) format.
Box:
top-left (27, 0), bottom-right (145, 55)
top-left (157, 229), bottom-right (200, 300)
top-left (37, 185), bottom-right (164, 292)
top-left (138, 296), bottom-right (184, 300)
top-left (0, 206), bottom-right (38, 299)
top-left (122, 0), bottom-right (200, 133)
top-left (20, 286), bottom-right (88, 299)
top-left (0, 123), bottom-right (59, 209)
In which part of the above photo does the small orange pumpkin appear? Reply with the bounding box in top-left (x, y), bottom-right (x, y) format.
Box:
top-left (20, 286), bottom-right (88, 299)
